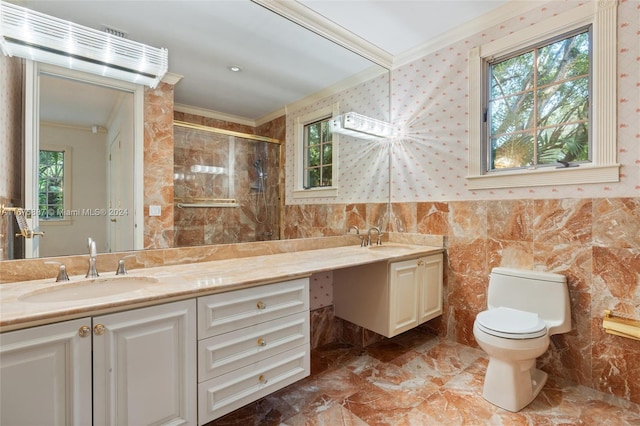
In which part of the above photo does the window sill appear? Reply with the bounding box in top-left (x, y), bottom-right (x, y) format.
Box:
top-left (292, 187), bottom-right (338, 199)
top-left (466, 164), bottom-right (620, 190)
top-left (39, 218), bottom-right (72, 226)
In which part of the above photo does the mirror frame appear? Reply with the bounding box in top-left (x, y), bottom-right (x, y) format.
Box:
top-left (24, 61), bottom-right (145, 258)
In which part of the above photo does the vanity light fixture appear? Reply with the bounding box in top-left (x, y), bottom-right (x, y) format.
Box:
top-left (329, 112), bottom-right (396, 140)
top-left (0, 1), bottom-right (168, 88)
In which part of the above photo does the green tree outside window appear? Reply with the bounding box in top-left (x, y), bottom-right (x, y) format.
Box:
top-left (39, 149), bottom-right (65, 220)
top-left (487, 30), bottom-right (590, 171)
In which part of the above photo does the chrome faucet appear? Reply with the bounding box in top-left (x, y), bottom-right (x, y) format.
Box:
top-left (45, 261), bottom-right (70, 282)
top-left (347, 225), bottom-right (360, 234)
top-left (116, 254), bottom-right (136, 275)
top-left (367, 227), bottom-right (382, 246)
top-left (85, 237), bottom-right (99, 278)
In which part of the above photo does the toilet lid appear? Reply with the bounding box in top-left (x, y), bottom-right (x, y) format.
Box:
top-left (476, 307), bottom-right (547, 339)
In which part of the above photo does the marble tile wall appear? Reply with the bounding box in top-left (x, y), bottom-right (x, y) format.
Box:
top-left (143, 82), bottom-right (175, 249)
top-left (0, 235), bottom-right (360, 283)
top-left (0, 55), bottom-right (23, 261)
top-left (286, 197), bottom-right (640, 404)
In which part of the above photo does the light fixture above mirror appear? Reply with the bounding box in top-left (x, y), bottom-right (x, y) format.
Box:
top-left (0, 0), bottom-right (168, 87)
top-left (329, 112), bottom-right (396, 140)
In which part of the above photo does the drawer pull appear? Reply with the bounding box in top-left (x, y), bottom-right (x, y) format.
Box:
top-left (78, 325), bottom-right (91, 338)
top-left (256, 301), bottom-right (266, 310)
top-left (258, 374), bottom-right (268, 384)
top-left (257, 338), bottom-right (267, 347)
top-left (93, 324), bottom-right (106, 336)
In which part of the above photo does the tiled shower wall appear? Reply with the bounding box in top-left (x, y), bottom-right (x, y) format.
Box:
top-left (173, 126), bottom-right (281, 245)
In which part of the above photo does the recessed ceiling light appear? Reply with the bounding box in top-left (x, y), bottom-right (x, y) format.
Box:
top-left (228, 65), bottom-right (242, 72)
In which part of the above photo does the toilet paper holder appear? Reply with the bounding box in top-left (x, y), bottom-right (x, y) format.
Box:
top-left (603, 310), bottom-right (640, 341)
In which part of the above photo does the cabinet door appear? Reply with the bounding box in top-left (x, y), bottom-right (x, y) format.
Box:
top-left (93, 300), bottom-right (197, 426)
top-left (389, 258), bottom-right (421, 336)
top-left (419, 253), bottom-right (444, 323)
top-left (0, 318), bottom-right (92, 426)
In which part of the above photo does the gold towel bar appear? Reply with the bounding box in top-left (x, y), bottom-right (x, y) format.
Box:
top-left (603, 310), bottom-right (640, 341)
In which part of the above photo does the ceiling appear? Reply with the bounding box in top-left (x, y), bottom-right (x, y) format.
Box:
top-left (16, 0), bottom-right (509, 127)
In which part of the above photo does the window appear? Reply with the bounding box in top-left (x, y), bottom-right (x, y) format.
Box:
top-left (293, 104), bottom-right (339, 199)
top-left (467, 1), bottom-right (618, 189)
top-left (38, 148), bottom-right (69, 220)
top-left (303, 117), bottom-right (333, 188)
top-left (487, 29), bottom-right (590, 171)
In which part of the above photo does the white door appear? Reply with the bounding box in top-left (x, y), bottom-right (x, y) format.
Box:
top-left (23, 61), bottom-right (41, 258)
top-left (107, 132), bottom-right (122, 252)
top-left (92, 300), bottom-right (197, 426)
top-left (0, 318), bottom-right (92, 425)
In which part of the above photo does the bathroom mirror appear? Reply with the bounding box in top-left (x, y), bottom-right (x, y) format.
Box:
top-left (21, 62), bottom-right (144, 259)
top-left (1, 0), bottom-right (390, 260)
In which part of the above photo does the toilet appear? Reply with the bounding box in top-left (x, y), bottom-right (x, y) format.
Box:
top-left (473, 267), bottom-right (571, 412)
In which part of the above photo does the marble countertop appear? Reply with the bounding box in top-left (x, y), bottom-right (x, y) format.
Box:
top-left (0, 243), bottom-right (443, 332)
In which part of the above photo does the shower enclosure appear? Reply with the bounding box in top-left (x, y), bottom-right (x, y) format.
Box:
top-left (173, 122), bottom-right (281, 246)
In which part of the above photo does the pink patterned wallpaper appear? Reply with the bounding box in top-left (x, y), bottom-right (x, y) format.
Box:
top-left (389, 0), bottom-right (639, 201)
top-left (285, 72), bottom-right (392, 205)
top-left (286, 0), bottom-right (640, 205)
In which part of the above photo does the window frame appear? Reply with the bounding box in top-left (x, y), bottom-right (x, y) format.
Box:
top-left (38, 144), bottom-right (72, 224)
top-left (467, 0), bottom-right (618, 190)
top-left (292, 104), bottom-right (339, 199)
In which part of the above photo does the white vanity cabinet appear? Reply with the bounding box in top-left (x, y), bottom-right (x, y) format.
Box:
top-left (92, 300), bottom-right (196, 426)
top-left (0, 318), bottom-right (92, 425)
top-left (197, 278), bottom-right (310, 424)
top-left (334, 252), bottom-right (443, 338)
top-left (0, 299), bottom-right (196, 426)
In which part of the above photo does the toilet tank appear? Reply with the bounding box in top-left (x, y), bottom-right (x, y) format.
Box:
top-left (488, 267), bottom-right (571, 336)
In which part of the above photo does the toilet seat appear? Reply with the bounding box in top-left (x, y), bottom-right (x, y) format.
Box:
top-left (476, 307), bottom-right (547, 339)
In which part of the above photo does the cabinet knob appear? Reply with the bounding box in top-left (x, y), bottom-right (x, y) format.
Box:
top-left (258, 374), bottom-right (268, 384)
top-left (78, 325), bottom-right (91, 338)
top-left (256, 301), bottom-right (266, 310)
top-left (93, 324), bottom-right (106, 336)
top-left (417, 260), bottom-right (424, 266)
top-left (257, 338), bottom-right (267, 347)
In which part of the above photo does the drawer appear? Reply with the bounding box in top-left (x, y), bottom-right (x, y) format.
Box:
top-left (198, 345), bottom-right (310, 424)
top-left (198, 278), bottom-right (309, 339)
top-left (198, 311), bottom-right (309, 382)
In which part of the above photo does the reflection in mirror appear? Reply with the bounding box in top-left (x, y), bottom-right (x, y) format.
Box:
top-left (173, 122), bottom-right (282, 245)
top-left (20, 63), bottom-right (144, 259)
top-left (0, 1), bottom-right (390, 263)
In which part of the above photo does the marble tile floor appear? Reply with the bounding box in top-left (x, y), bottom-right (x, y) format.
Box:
top-left (208, 329), bottom-right (640, 426)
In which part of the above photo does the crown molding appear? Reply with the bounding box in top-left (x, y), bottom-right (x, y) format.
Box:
top-left (161, 72), bottom-right (183, 86)
top-left (393, 1), bottom-right (541, 68)
top-left (285, 65), bottom-right (387, 114)
top-left (176, 64), bottom-right (385, 128)
top-left (255, 107), bottom-right (287, 127)
top-left (173, 104), bottom-right (257, 127)
top-left (251, 0), bottom-right (393, 69)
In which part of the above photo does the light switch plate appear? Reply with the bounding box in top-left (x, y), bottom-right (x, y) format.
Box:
top-left (149, 205), bottom-right (161, 216)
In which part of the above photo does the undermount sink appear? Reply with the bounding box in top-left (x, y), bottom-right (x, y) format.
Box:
top-left (19, 276), bottom-right (159, 303)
